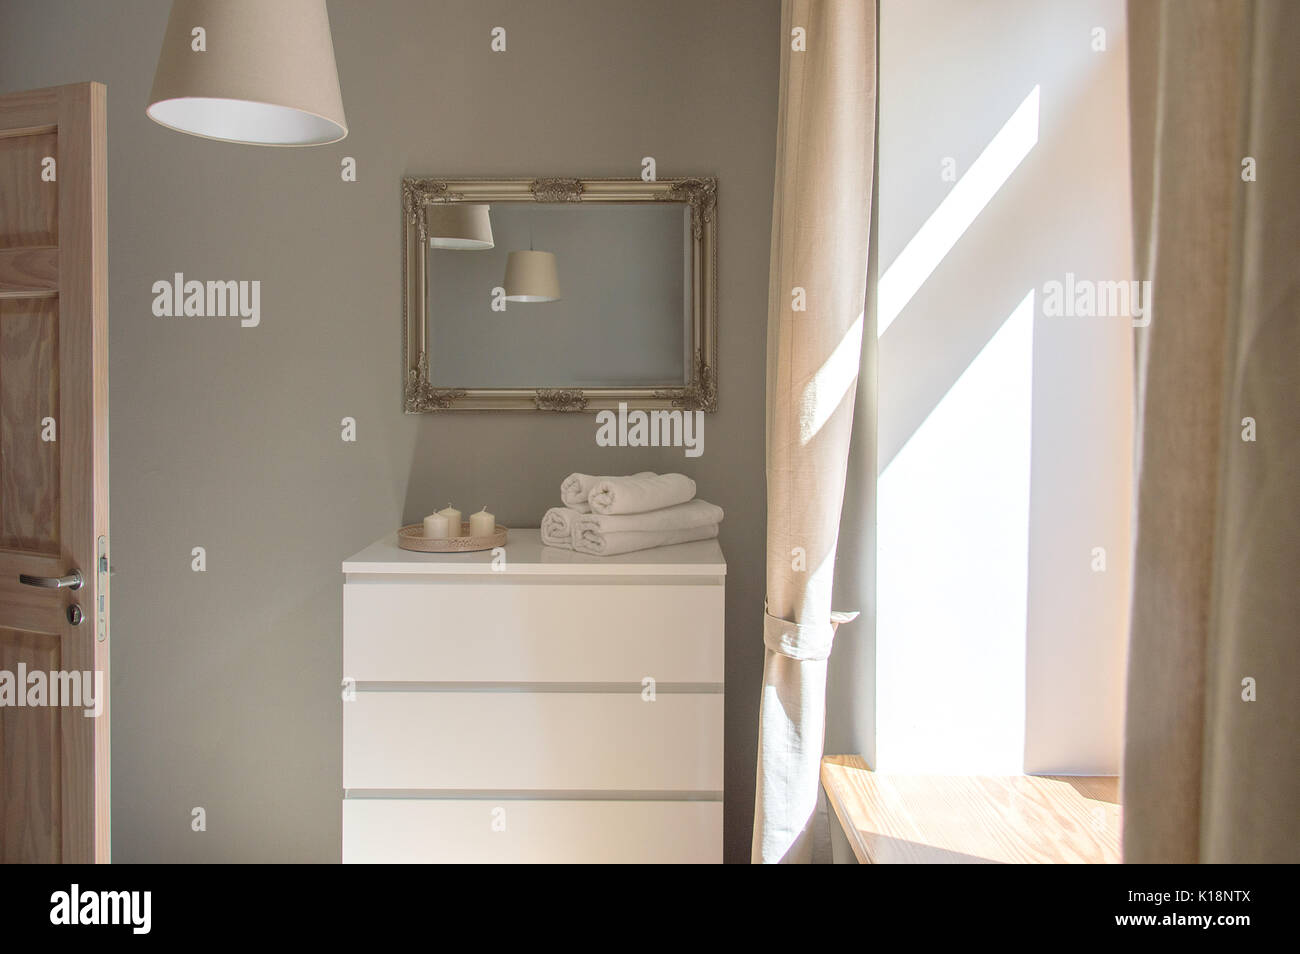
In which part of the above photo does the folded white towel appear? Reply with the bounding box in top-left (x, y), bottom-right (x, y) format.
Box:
top-left (541, 506), bottom-right (582, 549)
top-left (559, 474), bottom-right (596, 513)
top-left (560, 471), bottom-right (654, 514)
top-left (588, 472), bottom-right (697, 515)
top-left (573, 522), bottom-right (719, 556)
top-left (576, 499), bottom-right (723, 535)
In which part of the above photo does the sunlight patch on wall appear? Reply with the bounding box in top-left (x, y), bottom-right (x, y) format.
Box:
top-left (875, 290), bottom-right (1035, 773)
top-left (877, 86), bottom-right (1040, 337)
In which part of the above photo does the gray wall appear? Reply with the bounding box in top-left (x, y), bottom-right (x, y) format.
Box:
top-left (0, 0), bottom-right (777, 862)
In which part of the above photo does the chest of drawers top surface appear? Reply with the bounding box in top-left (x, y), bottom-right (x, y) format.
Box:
top-left (343, 528), bottom-right (726, 578)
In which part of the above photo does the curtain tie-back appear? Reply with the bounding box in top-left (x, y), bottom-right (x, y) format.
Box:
top-left (763, 608), bottom-right (860, 662)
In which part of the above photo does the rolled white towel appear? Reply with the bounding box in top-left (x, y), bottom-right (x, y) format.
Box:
top-left (588, 472), bottom-right (696, 515)
top-left (576, 499), bottom-right (723, 535)
top-left (574, 522), bottom-right (719, 557)
top-left (559, 474), bottom-right (596, 513)
top-left (541, 507), bottom-right (581, 549)
top-left (561, 471), bottom-right (654, 513)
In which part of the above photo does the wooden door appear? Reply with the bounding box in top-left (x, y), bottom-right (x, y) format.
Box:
top-left (0, 83), bottom-right (108, 863)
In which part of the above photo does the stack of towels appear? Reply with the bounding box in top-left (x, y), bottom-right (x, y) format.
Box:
top-left (543, 472), bottom-right (723, 556)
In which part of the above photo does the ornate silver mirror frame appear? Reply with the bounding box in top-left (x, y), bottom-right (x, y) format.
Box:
top-left (402, 176), bottom-right (717, 412)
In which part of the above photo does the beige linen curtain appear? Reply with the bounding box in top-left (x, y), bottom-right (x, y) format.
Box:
top-left (754, 0), bottom-right (876, 864)
top-left (1123, 0), bottom-right (1299, 863)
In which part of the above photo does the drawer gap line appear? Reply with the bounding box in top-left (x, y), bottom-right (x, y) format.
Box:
top-left (352, 681), bottom-right (725, 694)
top-left (344, 788), bottom-right (725, 802)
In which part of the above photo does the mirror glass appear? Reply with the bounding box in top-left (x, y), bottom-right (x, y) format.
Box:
top-left (426, 203), bottom-right (691, 389)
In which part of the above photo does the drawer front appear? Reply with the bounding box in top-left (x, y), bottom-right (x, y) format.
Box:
top-left (343, 691), bottom-right (723, 791)
top-left (344, 580), bottom-right (724, 683)
top-left (343, 798), bottom-right (722, 863)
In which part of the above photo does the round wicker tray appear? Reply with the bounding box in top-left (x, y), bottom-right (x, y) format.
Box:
top-left (397, 523), bottom-right (508, 553)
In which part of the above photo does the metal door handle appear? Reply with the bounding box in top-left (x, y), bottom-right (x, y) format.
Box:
top-left (18, 569), bottom-right (83, 590)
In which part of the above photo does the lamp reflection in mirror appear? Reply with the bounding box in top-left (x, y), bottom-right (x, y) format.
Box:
top-left (503, 251), bottom-right (561, 302)
top-left (146, 0), bottom-right (348, 146)
top-left (427, 204), bottom-right (495, 250)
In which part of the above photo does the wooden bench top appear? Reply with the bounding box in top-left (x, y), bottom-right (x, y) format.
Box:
top-left (821, 755), bottom-right (1121, 864)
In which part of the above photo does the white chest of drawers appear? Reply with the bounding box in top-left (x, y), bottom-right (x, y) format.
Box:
top-left (341, 529), bottom-right (725, 863)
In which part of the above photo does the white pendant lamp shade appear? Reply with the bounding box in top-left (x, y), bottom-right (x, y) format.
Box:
top-left (427, 204), bottom-right (494, 250)
top-left (503, 251), bottom-right (561, 302)
top-left (146, 0), bottom-right (348, 146)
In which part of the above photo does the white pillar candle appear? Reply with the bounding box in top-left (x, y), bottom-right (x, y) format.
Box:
top-left (469, 507), bottom-right (495, 537)
top-left (438, 505), bottom-right (463, 537)
top-left (422, 512), bottom-right (450, 538)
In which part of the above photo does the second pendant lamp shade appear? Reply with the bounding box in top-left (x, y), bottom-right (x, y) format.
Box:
top-left (503, 251), bottom-right (561, 302)
top-left (146, 0), bottom-right (348, 146)
top-left (426, 204), bottom-right (494, 250)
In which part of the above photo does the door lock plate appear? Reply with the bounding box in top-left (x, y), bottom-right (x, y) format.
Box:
top-left (96, 534), bottom-right (107, 642)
